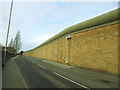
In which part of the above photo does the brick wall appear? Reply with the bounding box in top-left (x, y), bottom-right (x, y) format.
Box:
top-left (25, 23), bottom-right (118, 75)
top-left (70, 24), bottom-right (118, 74)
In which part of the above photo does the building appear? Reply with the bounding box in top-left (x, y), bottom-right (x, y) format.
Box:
top-left (1, 46), bottom-right (17, 54)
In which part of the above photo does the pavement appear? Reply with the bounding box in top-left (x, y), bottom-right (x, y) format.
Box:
top-left (2, 55), bottom-right (119, 88)
top-left (2, 56), bottom-right (28, 88)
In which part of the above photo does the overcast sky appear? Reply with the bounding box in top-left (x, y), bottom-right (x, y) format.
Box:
top-left (0, 0), bottom-right (119, 51)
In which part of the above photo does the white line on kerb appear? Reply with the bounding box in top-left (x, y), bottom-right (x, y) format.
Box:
top-left (38, 65), bottom-right (46, 69)
top-left (53, 72), bottom-right (91, 90)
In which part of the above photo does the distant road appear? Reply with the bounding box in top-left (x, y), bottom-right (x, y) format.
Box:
top-left (15, 55), bottom-right (118, 89)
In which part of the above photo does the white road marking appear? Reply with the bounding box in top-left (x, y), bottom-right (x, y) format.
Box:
top-left (37, 64), bottom-right (46, 69)
top-left (53, 72), bottom-right (91, 90)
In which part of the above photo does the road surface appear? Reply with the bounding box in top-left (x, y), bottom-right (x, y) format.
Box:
top-left (15, 55), bottom-right (118, 89)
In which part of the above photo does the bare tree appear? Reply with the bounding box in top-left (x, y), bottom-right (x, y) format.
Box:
top-left (8, 38), bottom-right (14, 48)
top-left (13, 30), bottom-right (21, 52)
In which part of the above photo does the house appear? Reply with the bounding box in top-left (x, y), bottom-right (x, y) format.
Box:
top-left (1, 46), bottom-right (17, 54)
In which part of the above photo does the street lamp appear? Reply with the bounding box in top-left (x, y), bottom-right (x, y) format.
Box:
top-left (3, 0), bottom-right (13, 66)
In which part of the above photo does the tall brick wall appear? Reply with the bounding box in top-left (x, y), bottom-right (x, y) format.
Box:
top-left (24, 23), bottom-right (119, 75)
top-left (70, 24), bottom-right (118, 74)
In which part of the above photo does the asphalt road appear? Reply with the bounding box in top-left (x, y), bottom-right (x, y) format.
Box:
top-left (15, 55), bottom-right (118, 89)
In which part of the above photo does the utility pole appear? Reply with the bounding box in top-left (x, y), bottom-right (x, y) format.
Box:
top-left (3, 0), bottom-right (13, 66)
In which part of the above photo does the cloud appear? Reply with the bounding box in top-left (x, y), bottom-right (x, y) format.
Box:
top-left (21, 33), bottom-right (57, 51)
top-left (21, 40), bottom-right (35, 51)
top-left (32, 33), bottom-right (56, 43)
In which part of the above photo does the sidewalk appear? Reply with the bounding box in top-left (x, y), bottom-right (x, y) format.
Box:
top-left (2, 56), bottom-right (28, 88)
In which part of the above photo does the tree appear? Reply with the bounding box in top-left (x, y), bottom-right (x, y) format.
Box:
top-left (13, 30), bottom-right (21, 52)
top-left (8, 38), bottom-right (14, 48)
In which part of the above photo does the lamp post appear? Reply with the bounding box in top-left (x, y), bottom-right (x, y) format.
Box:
top-left (3, 0), bottom-right (13, 66)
